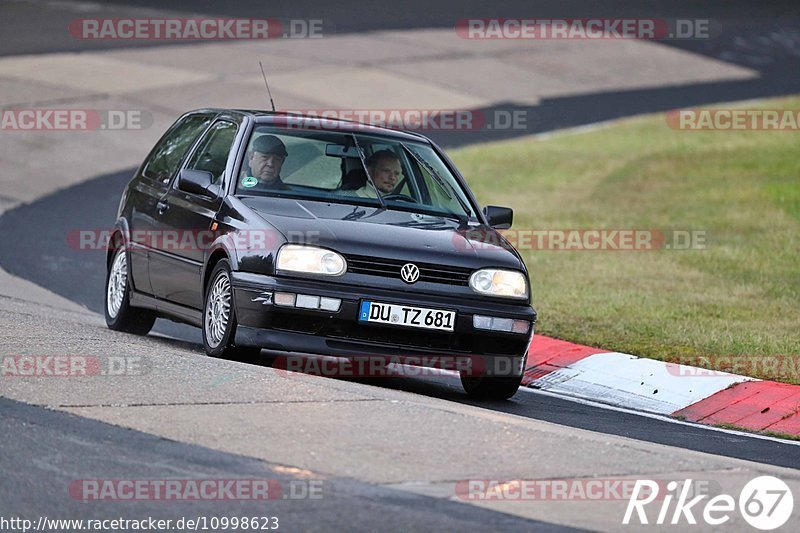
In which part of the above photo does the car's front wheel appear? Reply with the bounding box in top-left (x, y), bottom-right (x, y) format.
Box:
top-left (460, 364), bottom-right (524, 400)
top-left (105, 246), bottom-right (156, 335)
top-left (202, 259), bottom-right (261, 360)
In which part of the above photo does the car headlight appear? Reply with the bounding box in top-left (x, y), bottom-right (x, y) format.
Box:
top-left (469, 269), bottom-right (528, 299)
top-left (276, 245), bottom-right (347, 276)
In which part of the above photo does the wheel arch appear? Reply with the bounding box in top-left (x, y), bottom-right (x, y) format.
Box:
top-left (203, 241), bottom-right (236, 293)
top-left (106, 218), bottom-right (130, 270)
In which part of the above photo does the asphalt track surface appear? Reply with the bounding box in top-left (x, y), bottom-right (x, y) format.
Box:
top-left (1, 396), bottom-right (578, 532)
top-left (0, 169), bottom-right (799, 471)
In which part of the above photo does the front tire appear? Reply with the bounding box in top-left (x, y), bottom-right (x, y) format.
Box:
top-left (104, 246), bottom-right (156, 335)
top-left (202, 259), bottom-right (260, 360)
top-left (460, 366), bottom-right (523, 400)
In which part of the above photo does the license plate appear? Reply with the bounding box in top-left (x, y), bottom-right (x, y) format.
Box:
top-left (358, 301), bottom-right (455, 332)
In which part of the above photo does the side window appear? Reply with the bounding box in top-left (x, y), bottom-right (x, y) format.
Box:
top-left (186, 121), bottom-right (238, 185)
top-left (142, 115), bottom-right (212, 185)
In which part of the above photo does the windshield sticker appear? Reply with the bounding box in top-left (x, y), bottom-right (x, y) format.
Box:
top-left (241, 176), bottom-right (258, 188)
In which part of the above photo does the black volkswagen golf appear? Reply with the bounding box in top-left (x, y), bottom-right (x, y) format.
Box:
top-left (105, 109), bottom-right (536, 399)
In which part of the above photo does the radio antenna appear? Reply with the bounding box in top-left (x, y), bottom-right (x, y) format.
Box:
top-left (259, 61), bottom-right (276, 112)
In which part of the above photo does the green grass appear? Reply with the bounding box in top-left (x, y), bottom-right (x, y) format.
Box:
top-left (451, 96), bottom-right (800, 382)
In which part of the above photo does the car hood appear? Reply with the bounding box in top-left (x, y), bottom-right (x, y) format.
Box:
top-left (240, 197), bottom-right (524, 271)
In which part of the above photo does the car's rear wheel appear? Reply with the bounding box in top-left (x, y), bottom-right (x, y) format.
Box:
top-left (203, 259), bottom-right (261, 360)
top-left (105, 246), bottom-right (156, 335)
top-left (460, 369), bottom-right (523, 400)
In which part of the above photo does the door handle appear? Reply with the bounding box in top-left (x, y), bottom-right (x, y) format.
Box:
top-left (156, 201), bottom-right (169, 215)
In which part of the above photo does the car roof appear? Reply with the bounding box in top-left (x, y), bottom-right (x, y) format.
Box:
top-left (192, 108), bottom-right (431, 143)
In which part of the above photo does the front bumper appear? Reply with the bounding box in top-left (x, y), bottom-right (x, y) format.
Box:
top-left (231, 271), bottom-right (536, 376)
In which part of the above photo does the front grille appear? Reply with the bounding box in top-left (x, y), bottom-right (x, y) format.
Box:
top-left (345, 254), bottom-right (471, 286)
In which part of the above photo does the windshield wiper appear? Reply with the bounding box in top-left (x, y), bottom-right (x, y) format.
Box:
top-left (343, 205), bottom-right (367, 221)
top-left (400, 143), bottom-right (472, 221)
top-left (350, 134), bottom-right (385, 209)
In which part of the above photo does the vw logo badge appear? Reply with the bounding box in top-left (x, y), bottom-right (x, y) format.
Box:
top-left (400, 263), bottom-right (420, 284)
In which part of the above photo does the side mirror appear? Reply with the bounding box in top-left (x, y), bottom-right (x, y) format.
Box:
top-left (483, 205), bottom-right (513, 229)
top-left (178, 169), bottom-right (219, 199)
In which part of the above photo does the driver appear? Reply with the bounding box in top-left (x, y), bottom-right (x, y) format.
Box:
top-left (352, 150), bottom-right (402, 198)
top-left (242, 134), bottom-right (289, 191)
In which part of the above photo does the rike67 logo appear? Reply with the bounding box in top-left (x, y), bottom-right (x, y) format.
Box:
top-left (623, 476), bottom-right (794, 530)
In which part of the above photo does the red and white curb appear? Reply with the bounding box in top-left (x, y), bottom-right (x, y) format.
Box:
top-left (522, 336), bottom-right (800, 437)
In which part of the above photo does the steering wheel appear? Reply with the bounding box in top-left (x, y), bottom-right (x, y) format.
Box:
top-left (381, 193), bottom-right (418, 203)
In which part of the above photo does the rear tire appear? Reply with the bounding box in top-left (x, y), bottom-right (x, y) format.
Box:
top-left (202, 259), bottom-right (261, 360)
top-left (104, 246), bottom-right (156, 335)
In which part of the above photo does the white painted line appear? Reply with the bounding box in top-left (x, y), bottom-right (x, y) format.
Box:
top-left (528, 352), bottom-right (753, 415)
top-left (519, 386), bottom-right (800, 447)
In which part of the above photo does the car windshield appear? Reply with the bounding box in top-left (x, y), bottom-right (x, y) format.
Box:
top-left (235, 127), bottom-right (477, 221)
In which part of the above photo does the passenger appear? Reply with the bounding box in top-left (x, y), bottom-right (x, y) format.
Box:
top-left (242, 135), bottom-right (289, 191)
top-left (352, 150), bottom-right (402, 198)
